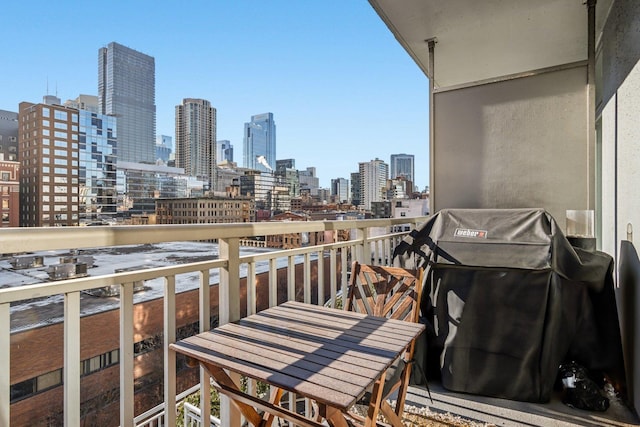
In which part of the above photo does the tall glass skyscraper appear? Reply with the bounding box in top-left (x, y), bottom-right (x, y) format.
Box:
top-left (78, 110), bottom-right (118, 223)
top-left (175, 98), bottom-right (217, 190)
top-left (243, 113), bottom-right (276, 172)
top-left (390, 153), bottom-right (415, 183)
top-left (217, 140), bottom-right (233, 164)
top-left (98, 42), bottom-right (156, 164)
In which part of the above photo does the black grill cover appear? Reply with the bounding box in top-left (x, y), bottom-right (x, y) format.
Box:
top-left (394, 208), bottom-right (625, 402)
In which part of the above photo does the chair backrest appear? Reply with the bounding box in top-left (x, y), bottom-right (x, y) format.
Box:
top-left (345, 262), bottom-right (422, 322)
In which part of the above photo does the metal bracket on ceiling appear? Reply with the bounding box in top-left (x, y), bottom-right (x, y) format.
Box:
top-left (424, 38), bottom-right (438, 81)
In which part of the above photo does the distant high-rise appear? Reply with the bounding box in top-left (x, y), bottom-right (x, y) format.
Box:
top-left (276, 159), bottom-right (299, 198)
top-left (156, 135), bottom-right (173, 165)
top-left (331, 178), bottom-right (349, 204)
top-left (350, 172), bottom-right (361, 207)
top-left (64, 94), bottom-right (99, 113)
top-left (175, 98), bottom-right (217, 189)
top-left (390, 153), bottom-right (415, 183)
top-left (299, 167), bottom-right (319, 195)
top-left (98, 42), bottom-right (155, 164)
top-left (243, 113), bottom-right (275, 172)
top-left (359, 158), bottom-right (389, 210)
top-left (217, 140), bottom-right (233, 164)
top-left (78, 109), bottom-right (118, 222)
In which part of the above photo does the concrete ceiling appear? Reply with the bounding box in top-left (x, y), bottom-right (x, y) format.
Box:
top-left (369, 0), bottom-right (614, 88)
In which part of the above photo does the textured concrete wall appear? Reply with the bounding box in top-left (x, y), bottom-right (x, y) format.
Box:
top-left (600, 0), bottom-right (640, 416)
top-left (432, 65), bottom-right (589, 226)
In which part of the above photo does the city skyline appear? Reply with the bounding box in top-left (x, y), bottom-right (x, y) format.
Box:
top-left (0, 2), bottom-right (429, 189)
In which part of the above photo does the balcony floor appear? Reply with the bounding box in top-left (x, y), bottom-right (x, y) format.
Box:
top-left (405, 383), bottom-right (640, 427)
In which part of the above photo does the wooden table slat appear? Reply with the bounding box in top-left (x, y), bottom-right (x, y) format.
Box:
top-left (191, 330), bottom-right (375, 391)
top-left (274, 302), bottom-right (423, 339)
top-left (171, 337), bottom-right (359, 409)
top-left (220, 323), bottom-right (386, 377)
top-left (240, 314), bottom-right (411, 355)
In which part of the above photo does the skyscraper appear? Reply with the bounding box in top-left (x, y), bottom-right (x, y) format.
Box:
top-left (156, 135), bottom-right (173, 165)
top-left (175, 98), bottom-right (217, 189)
top-left (98, 42), bottom-right (156, 164)
top-left (331, 177), bottom-right (349, 203)
top-left (350, 172), bottom-right (361, 207)
top-left (359, 158), bottom-right (389, 210)
top-left (78, 109), bottom-right (118, 223)
top-left (217, 140), bottom-right (233, 164)
top-left (243, 113), bottom-right (275, 172)
top-left (390, 153), bottom-right (415, 183)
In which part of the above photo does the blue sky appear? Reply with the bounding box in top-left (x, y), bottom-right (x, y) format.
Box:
top-left (0, 1), bottom-right (429, 189)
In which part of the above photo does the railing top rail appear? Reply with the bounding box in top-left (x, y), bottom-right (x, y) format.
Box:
top-left (0, 258), bottom-right (227, 304)
top-left (0, 217), bottom-right (428, 254)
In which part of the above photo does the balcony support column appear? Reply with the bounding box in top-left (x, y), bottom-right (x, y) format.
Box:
top-left (586, 0), bottom-right (596, 211)
top-left (355, 227), bottom-right (370, 264)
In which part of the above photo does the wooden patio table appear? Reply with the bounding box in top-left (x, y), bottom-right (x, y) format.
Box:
top-left (170, 301), bottom-right (425, 427)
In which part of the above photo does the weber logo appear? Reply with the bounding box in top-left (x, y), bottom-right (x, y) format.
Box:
top-left (454, 228), bottom-right (487, 238)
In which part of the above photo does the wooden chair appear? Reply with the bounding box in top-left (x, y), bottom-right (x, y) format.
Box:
top-left (344, 261), bottom-right (424, 425)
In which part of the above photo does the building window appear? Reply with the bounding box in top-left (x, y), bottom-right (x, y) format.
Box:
top-left (54, 110), bottom-right (67, 121)
top-left (42, 107), bottom-right (50, 118)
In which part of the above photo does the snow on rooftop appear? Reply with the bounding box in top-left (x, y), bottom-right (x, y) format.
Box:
top-left (2, 242), bottom-right (308, 333)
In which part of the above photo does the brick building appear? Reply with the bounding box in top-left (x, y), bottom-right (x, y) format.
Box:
top-left (155, 196), bottom-right (255, 224)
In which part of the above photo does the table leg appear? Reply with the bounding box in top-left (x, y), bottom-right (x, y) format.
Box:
top-left (365, 370), bottom-right (386, 427)
top-left (320, 405), bottom-right (350, 427)
top-left (262, 387), bottom-right (284, 426)
top-left (379, 400), bottom-right (403, 427)
top-left (202, 362), bottom-right (264, 427)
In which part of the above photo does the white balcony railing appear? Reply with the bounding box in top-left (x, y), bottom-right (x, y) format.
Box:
top-left (0, 217), bottom-right (427, 427)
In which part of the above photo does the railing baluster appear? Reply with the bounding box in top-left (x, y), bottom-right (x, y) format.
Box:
top-left (269, 258), bottom-right (278, 307)
top-left (317, 249), bottom-right (324, 306)
top-left (303, 253), bottom-right (311, 304)
top-left (0, 302), bottom-right (9, 427)
top-left (64, 291), bottom-right (81, 427)
top-left (341, 249), bottom-right (348, 301)
top-left (164, 275), bottom-right (177, 427)
top-left (199, 269), bottom-right (211, 424)
top-left (247, 261), bottom-right (257, 315)
top-left (330, 248), bottom-right (337, 308)
top-left (120, 282), bottom-right (135, 427)
top-left (288, 256), bottom-right (296, 301)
